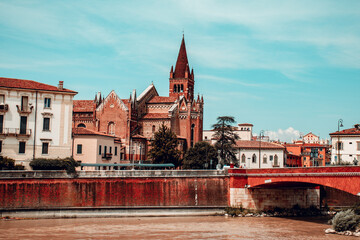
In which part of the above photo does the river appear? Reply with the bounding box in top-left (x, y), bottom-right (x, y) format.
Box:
top-left (0, 216), bottom-right (355, 239)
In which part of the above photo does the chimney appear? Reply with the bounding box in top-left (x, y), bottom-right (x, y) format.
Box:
top-left (58, 81), bottom-right (64, 90)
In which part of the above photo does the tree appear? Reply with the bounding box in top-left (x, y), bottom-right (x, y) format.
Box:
top-left (212, 116), bottom-right (239, 166)
top-left (182, 141), bottom-right (217, 169)
top-left (148, 124), bottom-right (181, 167)
top-left (0, 156), bottom-right (25, 170)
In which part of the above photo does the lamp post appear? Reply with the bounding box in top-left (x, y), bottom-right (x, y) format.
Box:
top-left (259, 130), bottom-right (264, 169)
top-left (337, 119), bottom-right (343, 165)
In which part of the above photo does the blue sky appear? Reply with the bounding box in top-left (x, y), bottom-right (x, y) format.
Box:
top-left (0, 0), bottom-right (359, 142)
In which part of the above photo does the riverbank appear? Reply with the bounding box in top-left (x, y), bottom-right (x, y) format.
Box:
top-left (0, 206), bottom-right (226, 219)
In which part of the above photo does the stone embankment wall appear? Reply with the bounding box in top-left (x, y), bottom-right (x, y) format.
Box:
top-left (0, 170), bottom-right (228, 210)
top-left (230, 188), bottom-right (320, 209)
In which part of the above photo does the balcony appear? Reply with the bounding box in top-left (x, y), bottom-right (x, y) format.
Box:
top-left (16, 105), bottom-right (33, 115)
top-left (0, 104), bottom-right (9, 113)
top-left (0, 128), bottom-right (32, 137)
top-left (102, 153), bottom-right (112, 160)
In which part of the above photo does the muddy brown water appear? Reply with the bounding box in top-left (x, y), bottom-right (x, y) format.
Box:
top-left (0, 216), bottom-right (355, 239)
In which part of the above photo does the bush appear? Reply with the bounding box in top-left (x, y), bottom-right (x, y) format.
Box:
top-left (30, 157), bottom-right (79, 174)
top-left (0, 156), bottom-right (25, 170)
top-left (331, 209), bottom-right (360, 232)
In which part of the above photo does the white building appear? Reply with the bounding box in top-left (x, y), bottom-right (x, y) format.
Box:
top-left (302, 132), bottom-right (329, 145)
top-left (329, 124), bottom-right (360, 164)
top-left (235, 140), bottom-right (285, 168)
top-left (204, 123), bottom-right (285, 168)
top-left (0, 77), bottom-right (77, 169)
top-left (203, 123), bottom-right (254, 144)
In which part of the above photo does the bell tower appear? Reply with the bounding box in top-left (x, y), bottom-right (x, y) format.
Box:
top-left (169, 35), bottom-right (194, 100)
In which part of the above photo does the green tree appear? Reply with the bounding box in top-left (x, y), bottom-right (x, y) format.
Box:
top-left (212, 116), bottom-right (239, 166)
top-left (182, 141), bottom-right (217, 169)
top-left (148, 124), bottom-right (181, 167)
top-left (0, 156), bottom-right (25, 170)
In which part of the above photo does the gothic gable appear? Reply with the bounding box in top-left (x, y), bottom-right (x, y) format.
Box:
top-left (96, 90), bottom-right (128, 112)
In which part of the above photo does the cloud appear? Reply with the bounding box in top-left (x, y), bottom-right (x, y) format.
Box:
top-left (265, 127), bottom-right (301, 142)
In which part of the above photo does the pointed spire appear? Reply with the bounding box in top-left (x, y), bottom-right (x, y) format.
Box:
top-left (174, 35), bottom-right (189, 79)
top-left (170, 65), bottom-right (174, 78)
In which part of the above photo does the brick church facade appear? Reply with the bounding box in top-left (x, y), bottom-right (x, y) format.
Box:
top-left (73, 36), bottom-right (204, 161)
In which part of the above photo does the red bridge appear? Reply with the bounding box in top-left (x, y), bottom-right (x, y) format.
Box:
top-left (228, 166), bottom-right (360, 210)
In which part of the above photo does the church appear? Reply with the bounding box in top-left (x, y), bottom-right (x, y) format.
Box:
top-left (73, 36), bottom-right (204, 162)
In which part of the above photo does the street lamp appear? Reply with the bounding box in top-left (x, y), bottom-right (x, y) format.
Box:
top-left (337, 119), bottom-right (343, 165)
top-left (259, 130), bottom-right (264, 169)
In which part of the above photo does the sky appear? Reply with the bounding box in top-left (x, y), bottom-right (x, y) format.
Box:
top-left (0, 0), bottom-right (359, 142)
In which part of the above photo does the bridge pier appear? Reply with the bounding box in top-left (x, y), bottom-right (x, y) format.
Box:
top-left (230, 187), bottom-right (320, 210)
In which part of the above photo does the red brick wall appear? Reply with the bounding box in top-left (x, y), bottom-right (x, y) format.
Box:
top-left (0, 177), bottom-right (228, 209)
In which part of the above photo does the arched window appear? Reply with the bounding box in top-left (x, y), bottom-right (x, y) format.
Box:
top-left (252, 154), bottom-right (256, 163)
top-left (263, 154), bottom-right (267, 164)
top-left (191, 124), bottom-right (195, 147)
top-left (152, 125), bottom-right (156, 133)
top-left (77, 123), bottom-right (86, 128)
top-left (180, 84), bottom-right (184, 92)
top-left (107, 122), bottom-right (115, 135)
top-left (241, 154), bottom-right (246, 163)
top-left (274, 154), bottom-right (279, 166)
top-left (173, 85), bottom-right (178, 93)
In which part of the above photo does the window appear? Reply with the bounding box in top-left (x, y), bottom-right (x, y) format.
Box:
top-left (42, 142), bottom-right (49, 154)
top-left (152, 125), bottom-right (156, 133)
top-left (109, 147), bottom-right (112, 154)
top-left (44, 98), bottom-right (51, 108)
top-left (99, 145), bottom-right (102, 155)
top-left (77, 123), bottom-right (86, 128)
top-left (43, 117), bottom-right (50, 131)
top-left (263, 154), bottom-right (267, 164)
top-left (0, 140), bottom-right (2, 153)
top-left (252, 154), bottom-right (256, 163)
top-left (357, 142), bottom-right (360, 151)
top-left (274, 155), bottom-right (279, 166)
top-left (336, 142), bottom-right (343, 150)
top-left (115, 147), bottom-right (118, 156)
top-left (20, 116), bottom-right (27, 134)
top-left (191, 124), bottom-right (195, 147)
top-left (0, 95), bottom-right (4, 104)
top-left (241, 154), bottom-right (246, 163)
top-left (107, 122), bottom-right (115, 135)
top-left (77, 144), bottom-right (82, 154)
top-left (19, 142), bottom-right (26, 154)
top-left (270, 155), bottom-right (273, 161)
top-left (21, 96), bottom-right (28, 111)
top-left (104, 146), bottom-right (107, 154)
top-left (0, 115), bottom-right (3, 134)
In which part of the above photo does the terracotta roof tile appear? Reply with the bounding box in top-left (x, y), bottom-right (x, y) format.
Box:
top-left (73, 100), bottom-right (95, 112)
top-left (238, 123), bottom-right (253, 126)
top-left (0, 77), bottom-right (77, 93)
top-left (329, 126), bottom-right (360, 136)
top-left (142, 113), bottom-right (170, 119)
top-left (72, 128), bottom-right (115, 138)
top-left (148, 96), bottom-right (177, 103)
top-left (235, 140), bottom-right (285, 150)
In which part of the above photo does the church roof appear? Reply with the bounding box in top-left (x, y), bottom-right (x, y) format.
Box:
top-left (73, 100), bottom-right (95, 112)
top-left (0, 77), bottom-right (77, 94)
top-left (173, 36), bottom-right (190, 79)
top-left (148, 96), bottom-right (177, 103)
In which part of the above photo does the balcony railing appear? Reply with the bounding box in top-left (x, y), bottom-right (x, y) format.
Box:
top-left (16, 105), bottom-right (33, 114)
top-left (0, 128), bottom-right (32, 137)
top-left (102, 153), bottom-right (112, 160)
top-left (0, 104), bottom-right (9, 113)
